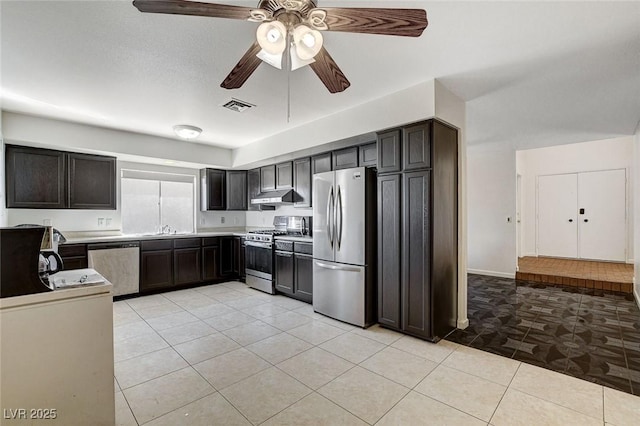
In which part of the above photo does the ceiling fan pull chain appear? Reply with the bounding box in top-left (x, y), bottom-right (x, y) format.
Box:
top-left (286, 33), bottom-right (292, 123)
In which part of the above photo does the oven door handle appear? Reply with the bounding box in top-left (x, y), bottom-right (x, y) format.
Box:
top-left (245, 241), bottom-right (273, 249)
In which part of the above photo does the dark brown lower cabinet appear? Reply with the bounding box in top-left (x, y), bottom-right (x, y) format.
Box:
top-left (202, 245), bottom-right (220, 281)
top-left (219, 237), bottom-right (235, 277)
top-left (237, 237), bottom-right (245, 280)
top-left (293, 253), bottom-right (313, 303)
top-left (58, 243), bottom-right (88, 271)
top-left (141, 250), bottom-right (173, 291)
top-left (275, 250), bottom-right (294, 294)
top-left (174, 248), bottom-right (202, 285)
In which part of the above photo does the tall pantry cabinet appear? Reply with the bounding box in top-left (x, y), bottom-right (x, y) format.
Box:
top-left (377, 119), bottom-right (458, 342)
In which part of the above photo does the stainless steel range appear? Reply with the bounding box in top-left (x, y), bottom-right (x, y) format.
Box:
top-left (245, 216), bottom-right (310, 294)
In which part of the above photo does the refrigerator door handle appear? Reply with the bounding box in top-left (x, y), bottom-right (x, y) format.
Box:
top-left (336, 185), bottom-right (343, 250)
top-left (326, 186), bottom-right (334, 248)
top-left (315, 261), bottom-right (361, 273)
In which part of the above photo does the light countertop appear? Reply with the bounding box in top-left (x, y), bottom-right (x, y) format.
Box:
top-left (62, 229), bottom-right (249, 244)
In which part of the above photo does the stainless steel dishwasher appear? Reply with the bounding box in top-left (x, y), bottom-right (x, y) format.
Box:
top-left (87, 241), bottom-right (140, 296)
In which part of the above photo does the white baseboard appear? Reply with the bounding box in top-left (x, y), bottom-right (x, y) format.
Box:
top-left (626, 258), bottom-right (634, 264)
top-left (457, 318), bottom-right (469, 329)
top-left (467, 269), bottom-right (516, 279)
top-left (521, 252), bottom-right (537, 258)
top-left (635, 287), bottom-right (640, 311)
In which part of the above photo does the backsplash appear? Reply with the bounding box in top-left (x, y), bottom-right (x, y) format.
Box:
top-left (7, 209), bottom-right (122, 233)
top-left (246, 205), bottom-right (312, 228)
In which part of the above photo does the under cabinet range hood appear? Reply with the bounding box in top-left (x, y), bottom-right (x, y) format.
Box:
top-left (251, 189), bottom-right (295, 206)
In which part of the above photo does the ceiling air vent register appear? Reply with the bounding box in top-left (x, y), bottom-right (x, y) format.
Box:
top-left (222, 99), bottom-right (255, 113)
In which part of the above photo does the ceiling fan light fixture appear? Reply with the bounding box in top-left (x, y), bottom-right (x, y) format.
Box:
top-left (256, 49), bottom-right (284, 69)
top-left (256, 21), bottom-right (287, 55)
top-left (173, 124), bottom-right (202, 140)
top-left (292, 24), bottom-right (323, 60)
top-left (290, 48), bottom-right (315, 71)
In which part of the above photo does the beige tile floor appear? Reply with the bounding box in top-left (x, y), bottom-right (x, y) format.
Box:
top-left (114, 281), bottom-right (640, 425)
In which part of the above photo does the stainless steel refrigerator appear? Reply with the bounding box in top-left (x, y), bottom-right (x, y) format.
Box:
top-left (312, 167), bottom-right (376, 327)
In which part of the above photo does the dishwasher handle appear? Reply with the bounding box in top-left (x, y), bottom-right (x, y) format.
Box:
top-left (87, 242), bottom-right (140, 250)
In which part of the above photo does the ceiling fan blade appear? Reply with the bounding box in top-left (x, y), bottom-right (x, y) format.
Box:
top-left (309, 47), bottom-right (350, 94)
top-left (321, 8), bottom-right (428, 37)
top-left (132, 0), bottom-right (253, 20)
top-left (221, 42), bottom-right (263, 90)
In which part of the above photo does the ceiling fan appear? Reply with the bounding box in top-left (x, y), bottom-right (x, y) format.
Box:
top-left (133, 0), bottom-right (428, 94)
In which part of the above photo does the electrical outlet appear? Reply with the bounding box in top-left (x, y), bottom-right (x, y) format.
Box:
top-left (43, 219), bottom-right (52, 226)
top-left (98, 218), bottom-right (105, 227)
top-left (199, 216), bottom-right (205, 226)
top-left (106, 218), bottom-right (112, 227)
top-left (221, 216), bottom-right (225, 224)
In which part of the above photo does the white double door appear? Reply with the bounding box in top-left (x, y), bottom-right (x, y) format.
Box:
top-left (537, 169), bottom-right (626, 261)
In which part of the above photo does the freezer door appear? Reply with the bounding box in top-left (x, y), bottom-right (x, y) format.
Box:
top-left (313, 260), bottom-right (366, 327)
top-left (334, 167), bottom-right (366, 265)
top-left (313, 171), bottom-right (335, 262)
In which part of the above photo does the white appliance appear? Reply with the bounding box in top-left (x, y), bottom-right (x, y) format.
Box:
top-left (88, 242), bottom-right (140, 296)
top-left (312, 167), bottom-right (376, 327)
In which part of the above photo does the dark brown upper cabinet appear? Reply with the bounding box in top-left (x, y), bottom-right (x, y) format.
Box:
top-left (260, 165), bottom-right (276, 192)
top-left (226, 170), bottom-right (247, 211)
top-left (377, 129), bottom-right (402, 174)
top-left (247, 168), bottom-right (261, 211)
top-left (6, 145), bottom-right (67, 209)
top-left (332, 146), bottom-right (359, 171)
top-left (403, 122), bottom-right (431, 171)
top-left (293, 157), bottom-right (311, 208)
top-left (200, 168), bottom-right (226, 211)
top-left (311, 152), bottom-right (332, 175)
top-left (359, 142), bottom-right (377, 168)
top-left (275, 161), bottom-right (293, 190)
top-left (5, 145), bottom-right (115, 210)
top-left (68, 153), bottom-right (116, 210)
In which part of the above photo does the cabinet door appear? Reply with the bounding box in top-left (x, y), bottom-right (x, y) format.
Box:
top-left (59, 243), bottom-right (88, 271)
top-left (201, 169), bottom-right (226, 210)
top-left (226, 170), bottom-right (247, 210)
top-left (5, 145), bottom-right (67, 208)
top-left (247, 168), bottom-right (261, 211)
top-left (275, 250), bottom-right (294, 295)
top-left (141, 250), bottom-right (174, 291)
top-left (260, 165), bottom-right (276, 192)
top-left (202, 245), bottom-right (220, 281)
top-left (332, 147), bottom-right (359, 170)
top-left (293, 253), bottom-right (313, 303)
top-left (68, 153), bottom-right (117, 209)
top-left (403, 122), bottom-right (431, 171)
top-left (293, 157), bottom-right (312, 208)
top-left (276, 162), bottom-right (293, 189)
top-left (402, 170), bottom-right (432, 339)
top-left (359, 142), bottom-right (377, 168)
top-left (238, 238), bottom-right (246, 279)
top-left (174, 247), bottom-right (202, 285)
top-left (219, 237), bottom-right (235, 277)
top-left (311, 152), bottom-right (332, 175)
top-left (377, 129), bottom-right (401, 174)
top-left (378, 174), bottom-right (402, 330)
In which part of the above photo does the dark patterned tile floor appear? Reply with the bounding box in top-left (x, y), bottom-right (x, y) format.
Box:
top-left (446, 274), bottom-right (640, 395)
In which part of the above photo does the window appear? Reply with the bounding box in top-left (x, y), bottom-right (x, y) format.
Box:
top-left (121, 170), bottom-right (195, 234)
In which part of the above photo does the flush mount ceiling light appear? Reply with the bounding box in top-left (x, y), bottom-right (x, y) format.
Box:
top-left (133, 0), bottom-right (428, 94)
top-left (173, 124), bottom-right (202, 140)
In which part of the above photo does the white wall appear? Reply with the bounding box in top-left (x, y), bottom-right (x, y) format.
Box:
top-left (633, 121), bottom-right (640, 306)
top-left (2, 112), bottom-right (232, 169)
top-left (0, 127), bottom-right (7, 227)
top-left (518, 136), bottom-right (634, 261)
top-left (232, 81), bottom-right (437, 167)
top-left (467, 143), bottom-right (517, 277)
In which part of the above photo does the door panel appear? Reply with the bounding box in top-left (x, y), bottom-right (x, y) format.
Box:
top-left (537, 174), bottom-right (578, 258)
top-left (312, 171), bottom-right (335, 262)
top-left (334, 168), bottom-right (366, 266)
top-left (578, 169), bottom-right (626, 261)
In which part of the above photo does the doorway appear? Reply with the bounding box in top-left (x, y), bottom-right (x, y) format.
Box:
top-left (536, 169), bottom-right (626, 262)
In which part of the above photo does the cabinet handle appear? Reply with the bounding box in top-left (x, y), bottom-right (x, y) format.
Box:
top-left (584, 219), bottom-right (589, 222)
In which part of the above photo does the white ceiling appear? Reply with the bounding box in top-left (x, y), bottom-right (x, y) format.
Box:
top-left (1, 0), bottom-right (639, 151)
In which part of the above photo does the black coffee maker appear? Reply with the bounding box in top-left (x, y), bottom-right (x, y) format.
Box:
top-left (0, 226), bottom-right (56, 298)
